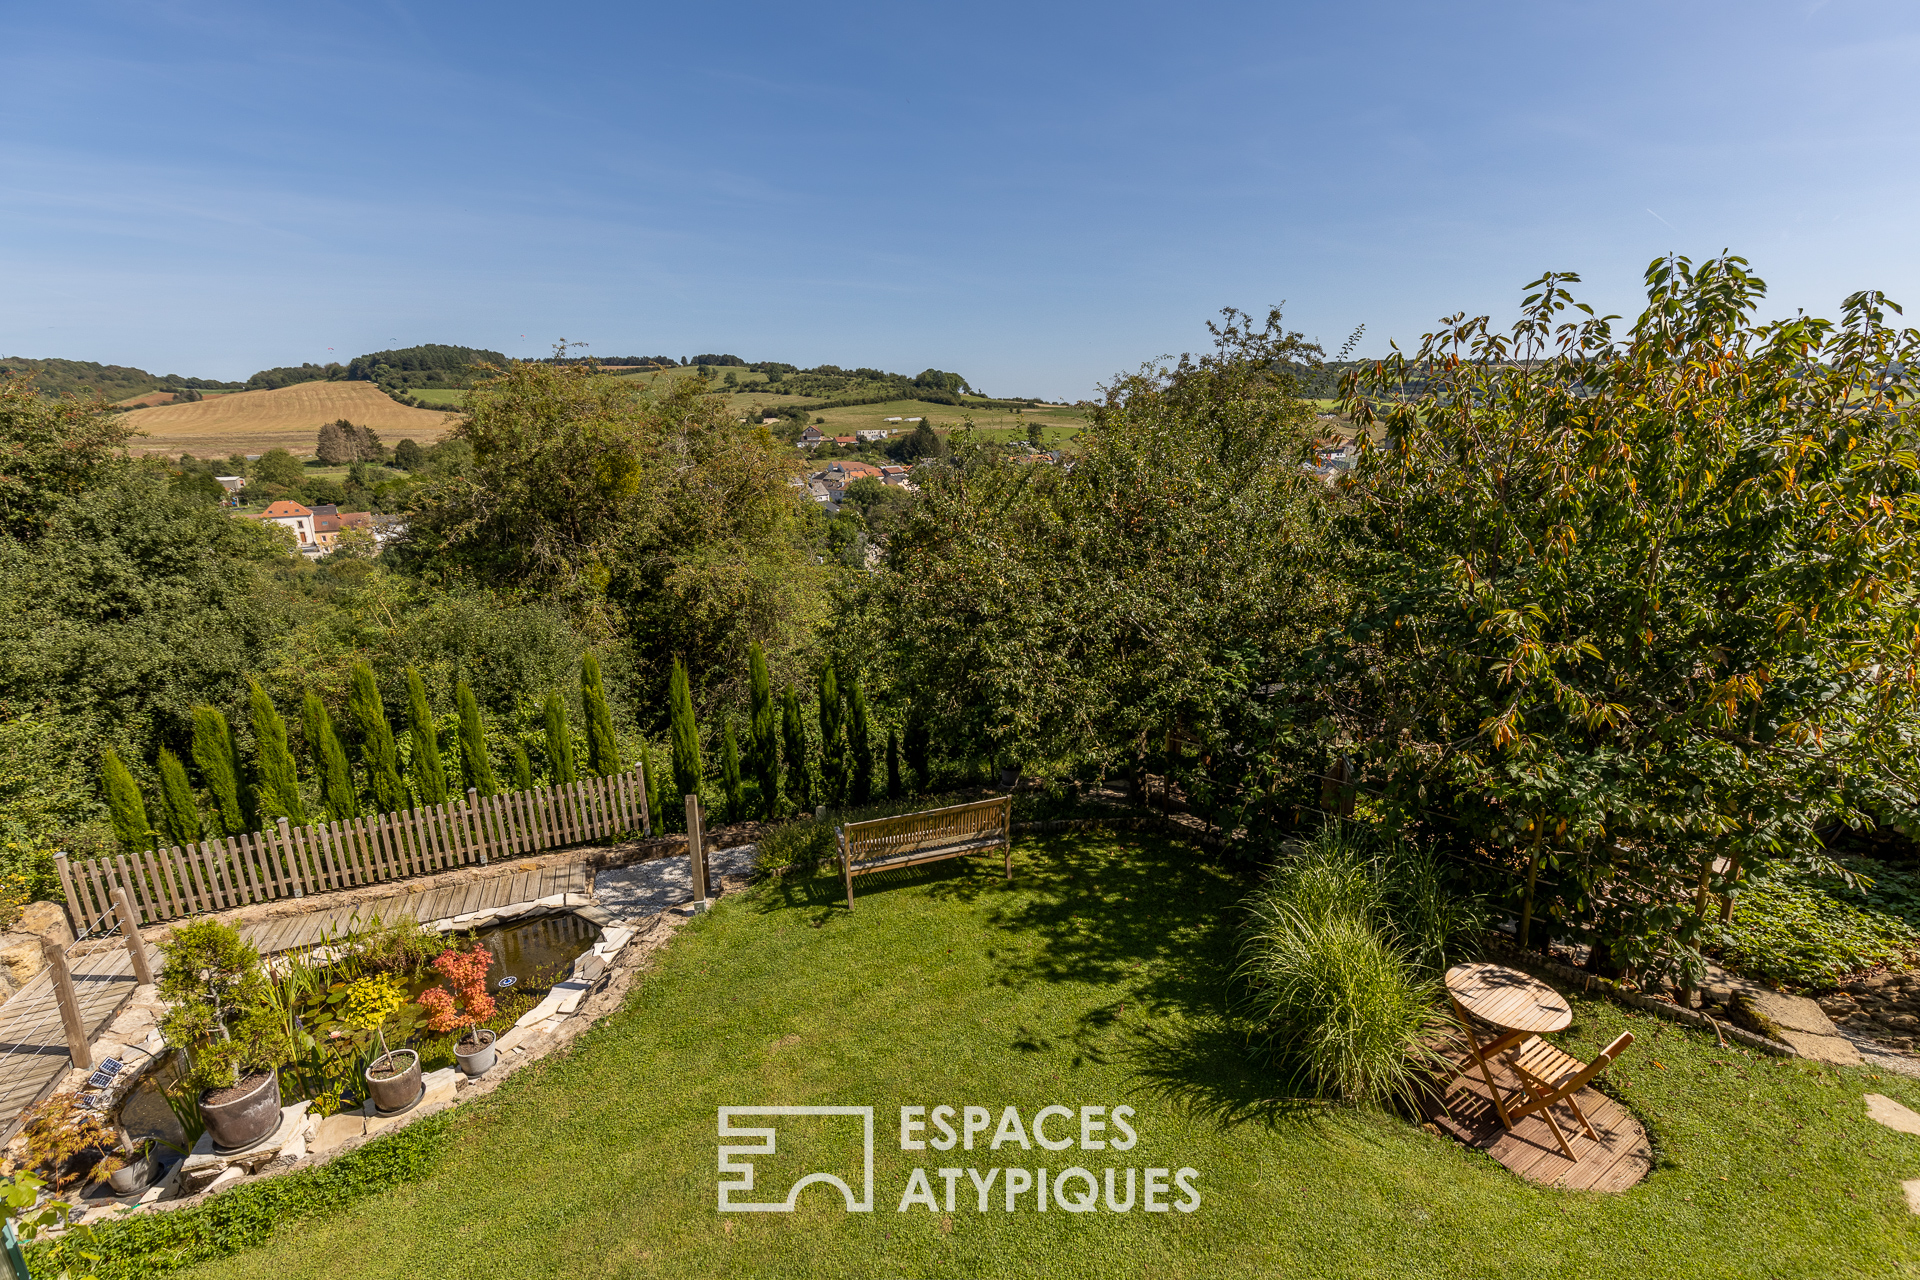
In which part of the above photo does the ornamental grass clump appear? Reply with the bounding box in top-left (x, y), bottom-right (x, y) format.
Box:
top-left (1236, 825), bottom-right (1481, 1107)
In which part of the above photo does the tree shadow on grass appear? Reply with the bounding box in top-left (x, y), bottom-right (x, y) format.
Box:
top-left (745, 831), bottom-right (1367, 1139)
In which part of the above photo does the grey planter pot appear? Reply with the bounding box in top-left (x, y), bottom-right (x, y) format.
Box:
top-left (200, 1069), bottom-right (281, 1153)
top-left (454, 1028), bottom-right (497, 1077)
top-left (106, 1151), bottom-right (158, 1194)
top-left (365, 1050), bottom-right (422, 1115)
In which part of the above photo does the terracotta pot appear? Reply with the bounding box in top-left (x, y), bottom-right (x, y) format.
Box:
top-left (199, 1069), bottom-right (282, 1152)
top-left (454, 1028), bottom-right (497, 1077)
top-left (365, 1050), bottom-right (422, 1115)
top-left (106, 1151), bottom-right (158, 1194)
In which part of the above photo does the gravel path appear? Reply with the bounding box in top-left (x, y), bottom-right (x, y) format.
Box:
top-left (594, 844), bottom-right (758, 919)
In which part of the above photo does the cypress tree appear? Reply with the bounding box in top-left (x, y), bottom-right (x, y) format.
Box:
top-left (191, 705), bottom-right (248, 836)
top-left (668, 657), bottom-right (702, 802)
top-left (302, 692), bottom-right (358, 822)
top-left (248, 680), bottom-right (306, 826)
top-left (348, 663), bottom-right (407, 814)
top-left (509, 743), bottom-right (534, 792)
top-left (642, 741), bottom-right (672, 831)
top-left (581, 653), bottom-right (621, 776)
top-left (404, 668), bottom-right (448, 806)
top-left (101, 747), bottom-right (153, 852)
top-left (155, 747), bottom-right (203, 847)
top-left (781, 686), bottom-right (811, 812)
top-left (747, 641), bottom-right (779, 819)
top-left (904, 703), bottom-right (931, 794)
top-left (886, 730), bottom-right (902, 801)
top-left (542, 693), bottom-right (576, 786)
top-left (817, 664), bottom-right (846, 806)
top-left (455, 681), bottom-right (498, 797)
top-left (720, 718), bottom-right (743, 824)
top-left (847, 675), bottom-right (874, 806)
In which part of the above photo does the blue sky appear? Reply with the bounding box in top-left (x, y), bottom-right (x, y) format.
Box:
top-left (3, 1), bottom-right (1917, 399)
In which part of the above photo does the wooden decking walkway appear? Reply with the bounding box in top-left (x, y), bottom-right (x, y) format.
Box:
top-left (1423, 1051), bottom-right (1653, 1192)
top-left (0, 939), bottom-right (157, 1133)
top-left (239, 860), bottom-right (590, 956)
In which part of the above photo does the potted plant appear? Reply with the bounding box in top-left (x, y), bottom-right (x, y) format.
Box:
top-left (98, 1138), bottom-right (160, 1195)
top-left (158, 920), bottom-right (291, 1152)
top-left (341, 974), bottom-right (420, 1114)
top-left (419, 943), bottom-right (498, 1076)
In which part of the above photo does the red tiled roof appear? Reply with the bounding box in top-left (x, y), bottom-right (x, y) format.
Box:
top-left (259, 500), bottom-right (312, 518)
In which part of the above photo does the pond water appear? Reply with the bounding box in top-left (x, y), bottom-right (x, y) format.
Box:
top-left (114, 911), bottom-right (602, 1140)
top-left (473, 910), bottom-right (600, 992)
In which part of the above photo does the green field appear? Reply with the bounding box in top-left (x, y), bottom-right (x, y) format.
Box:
top-left (79, 830), bottom-right (1920, 1280)
top-left (407, 388), bottom-right (467, 409)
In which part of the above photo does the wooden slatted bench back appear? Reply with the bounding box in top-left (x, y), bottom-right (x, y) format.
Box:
top-left (838, 795), bottom-right (1014, 909)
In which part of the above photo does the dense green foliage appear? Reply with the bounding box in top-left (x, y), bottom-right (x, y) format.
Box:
top-left (849, 308), bottom-right (1332, 802)
top-left (1321, 257), bottom-right (1920, 979)
top-left (1707, 857), bottom-right (1920, 986)
top-left (400, 363), bottom-right (827, 701)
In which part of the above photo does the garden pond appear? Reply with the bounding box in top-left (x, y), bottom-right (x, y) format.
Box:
top-left (115, 910), bottom-right (603, 1144)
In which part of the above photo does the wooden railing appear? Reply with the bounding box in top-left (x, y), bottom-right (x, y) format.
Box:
top-left (56, 768), bottom-right (653, 929)
top-left (838, 795), bottom-right (1013, 910)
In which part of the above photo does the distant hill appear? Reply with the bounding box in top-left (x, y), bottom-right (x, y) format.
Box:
top-left (0, 356), bottom-right (239, 401)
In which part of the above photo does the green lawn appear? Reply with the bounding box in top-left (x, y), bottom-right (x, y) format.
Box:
top-left (158, 832), bottom-right (1917, 1279)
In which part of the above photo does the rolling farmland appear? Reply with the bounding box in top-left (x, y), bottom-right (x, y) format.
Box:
top-left (120, 381), bottom-right (458, 457)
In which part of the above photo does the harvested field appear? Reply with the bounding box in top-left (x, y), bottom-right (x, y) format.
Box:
top-left (121, 381), bottom-right (458, 457)
top-left (113, 390), bottom-right (183, 408)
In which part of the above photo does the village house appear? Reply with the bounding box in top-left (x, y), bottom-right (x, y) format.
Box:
top-left (798, 425), bottom-right (826, 447)
top-left (312, 508), bottom-right (375, 552)
top-left (854, 428), bottom-right (894, 443)
top-left (242, 499), bottom-right (316, 548)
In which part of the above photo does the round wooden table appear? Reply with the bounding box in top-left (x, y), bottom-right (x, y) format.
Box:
top-left (1443, 962), bottom-right (1572, 1128)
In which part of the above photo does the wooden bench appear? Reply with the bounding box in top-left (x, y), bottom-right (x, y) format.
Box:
top-left (837, 796), bottom-right (1014, 910)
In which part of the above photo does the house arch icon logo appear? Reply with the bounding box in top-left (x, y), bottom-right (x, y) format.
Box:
top-left (717, 1106), bottom-right (875, 1212)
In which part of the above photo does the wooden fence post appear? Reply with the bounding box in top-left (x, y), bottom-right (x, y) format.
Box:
top-left (52, 851), bottom-right (84, 938)
top-left (685, 795), bottom-right (708, 904)
top-left (112, 886), bottom-right (154, 986)
top-left (41, 939), bottom-right (91, 1071)
top-left (469, 789), bottom-right (489, 866)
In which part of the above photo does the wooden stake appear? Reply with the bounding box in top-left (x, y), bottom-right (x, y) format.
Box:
top-left (112, 886), bottom-right (154, 986)
top-left (686, 794), bottom-right (708, 902)
top-left (42, 939), bottom-right (91, 1071)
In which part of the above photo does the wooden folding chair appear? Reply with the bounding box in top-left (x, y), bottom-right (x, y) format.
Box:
top-left (1499, 1032), bottom-right (1634, 1159)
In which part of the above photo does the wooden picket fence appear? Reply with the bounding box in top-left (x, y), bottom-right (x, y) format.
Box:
top-left (55, 767), bottom-right (653, 930)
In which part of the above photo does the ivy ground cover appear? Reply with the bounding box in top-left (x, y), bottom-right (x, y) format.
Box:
top-left (112, 834), bottom-right (1920, 1279)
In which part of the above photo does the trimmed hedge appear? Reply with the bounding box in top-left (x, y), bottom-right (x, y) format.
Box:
top-left (30, 1113), bottom-right (453, 1278)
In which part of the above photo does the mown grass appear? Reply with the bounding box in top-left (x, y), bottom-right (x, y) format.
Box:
top-left (159, 832), bottom-right (1919, 1279)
